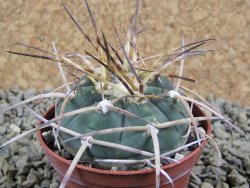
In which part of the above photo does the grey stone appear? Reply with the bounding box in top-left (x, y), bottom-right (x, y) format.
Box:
top-left (0, 157), bottom-right (10, 175)
top-left (232, 139), bottom-right (245, 147)
top-left (238, 142), bottom-right (250, 155)
top-left (23, 141), bottom-right (44, 162)
top-left (29, 154), bottom-right (43, 162)
top-left (17, 163), bottom-right (34, 175)
top-left (24, 88), bottom-right (36, 99)
top-left (223, 101), bottom-right (232, 113)
top-left (201, 182), bottom-right (214, 188)
top-left (30, 118), bottom-right (38, 127)
top-left (237, 168), bottom-right (247, 176)
top-left (240, 122), bottom-right (250, 132)
top-left (199, 171), bottom-right (213, 178)
top-left (41, 179), bottom-right (50, 188)
top-left (0, 100), bottom-right (9, 114)
top-left (221, 164), bottom-right (235, 174)
top-left (225, 154), bottom-right (243, 169)
top-left (0, 89), bottom-right (7, 100)
top-left (27, 116), bottom-right (36, 127)
top-left (16, 107), bottom-right (24, 117)
top-left (216, 97), bottom-right (225, 106)
top-left (215, 181), bottom-right (229, 188)
top-left (246, 106), bottom-right (250, 114)
top-left (237, 111), bottom-right (247, 124)
top-left (207, 95), bottom-right (222, 113)
top-left (16, 157), bottom-right (34, 175)
top-left (0, 114), bottom-right (5, 125)
top-left (4, 132), bottom-right (16, 140)
top-left (16, 175), bottom-right (25, 185)
top-left (31, 141), bottom-right (44, 154)
top-left (42, 156), bottom-right (49, 163)
top-left (16, 137), bottom-right (30, 146)
top-left (9, 123), bottom-right (21, 133)
top-left (8, 95), bottom-right (22, 106)
top-left (230, 107), bottom-right (239, 121)
top-left (243, 158), bottom-right (250, 174)
top-left (213, 122), bottom-right (230, 139)
top-left (36, 168), bottom-right (45, 180)
top-left (207, 94), bottom-right (215, 103)
top-left (43, 165), bottom-right (52, 179)
top-left (6, 165), bottom-right (17, 177)
top-left (19, 147), bottom-right (31, 155)
top-left (15, 155), bottom-right (28, 169)
top-left (9, 142), bottom-right (19, 155)
top-left (52, 174), bottom-right (59, 183)
top-left (21, 169), bottom-right (39, 188)
top-left (0, 125), bottom-right (7, 135)
top-left (190, 172), bottom-right (202, 186)
top-left (196, 160), bottom-right (204, 165)
top-left (232, 157), bottom-right (243, 169)
top-left (0, 147), bottom-right (11, 159)
top-left (219, 175), bottom-right (227, 182)
top-left (32, 161), bottom-right (46, 168)
top-left (208, 174), bottom-right (219, 181)
top-left (9, 85), bottom-right (20, 95)
top-left (204, 178), bottom-right (217, 186)
top-left (0, 176), bottom-right (8, 184)
top-left (209, 155), bottom-right (223, 167)
top-left (8, 114), bottom-right (16, 122)
top-left (227, 144), bottom-right (250, 159)
top-left (232, 184), bottom-right (250, 188)
top-left (192, 165), bottom-right (205, 175)
top-left (189, 182), bottom-right (199, 188)
top-left (50, 182), bottom-right (59, 188)
top-left (228, 169), bottom-right (247, 186)
top-left (3, 181), bottom-right (16, 188)
top-left (22, 122), bottom-right (33, 130)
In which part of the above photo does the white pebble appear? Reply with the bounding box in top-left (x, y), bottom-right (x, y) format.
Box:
top-left (9, 123), bottom-right (21, 133)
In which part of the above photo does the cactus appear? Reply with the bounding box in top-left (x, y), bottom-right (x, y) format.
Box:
top-left (57, 76), bottom-right (189, 161)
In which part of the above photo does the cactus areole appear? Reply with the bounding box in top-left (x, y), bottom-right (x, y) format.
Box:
top-left (57, 76), bottom-right (189, 161)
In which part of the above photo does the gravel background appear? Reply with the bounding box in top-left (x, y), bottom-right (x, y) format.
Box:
top-left (0, 86), bottom-right (249, 188)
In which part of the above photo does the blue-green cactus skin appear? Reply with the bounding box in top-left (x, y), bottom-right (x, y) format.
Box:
top-left (57, 77), bottom-right (189, 161)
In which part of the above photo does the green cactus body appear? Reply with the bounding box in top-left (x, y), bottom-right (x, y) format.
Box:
top-left (57, 76), bottom-right (189, 161)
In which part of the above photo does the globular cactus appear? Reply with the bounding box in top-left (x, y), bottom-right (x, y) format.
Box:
top-left (46, 3), bottom-right (213, 182)
top-left (57, 76), bottom-right (189, 161)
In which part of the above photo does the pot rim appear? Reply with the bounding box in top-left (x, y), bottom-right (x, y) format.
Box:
top-left (37, 105), bottom-right (211, 175)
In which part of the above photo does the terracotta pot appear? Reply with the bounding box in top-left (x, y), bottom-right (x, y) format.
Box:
top-left (37, 105), bottom-right (211, 188)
